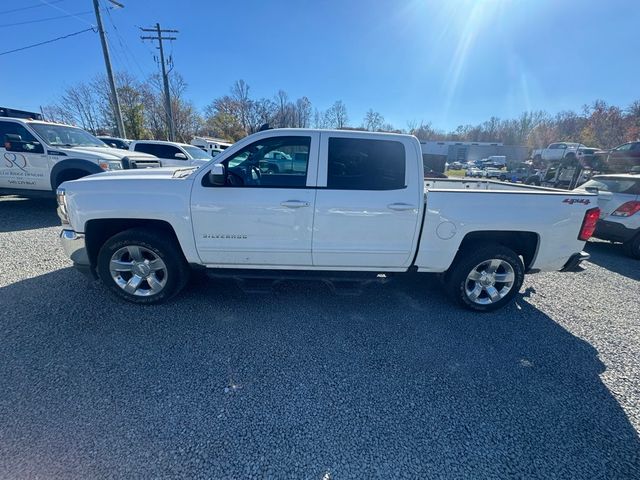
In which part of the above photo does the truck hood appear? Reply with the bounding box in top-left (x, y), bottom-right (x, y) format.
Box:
top-left (53, 145), bottom-right (156, 161)
top-left (70, 166), bottom-right (197, 183)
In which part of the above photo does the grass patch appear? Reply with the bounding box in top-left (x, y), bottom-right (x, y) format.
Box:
top-left (446, 169), bottom-right (466, 177)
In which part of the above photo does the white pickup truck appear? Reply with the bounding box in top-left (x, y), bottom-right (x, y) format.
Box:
top-left (0, 118), bottom-right (160, 195)
top-left (57, 129), bottom-right (599, 311)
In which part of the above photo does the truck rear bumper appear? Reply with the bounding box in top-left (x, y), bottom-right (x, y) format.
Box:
top-left (560, 251), bottom-right (590, 272)
top-left (60, 229), bottom-right (95, 278)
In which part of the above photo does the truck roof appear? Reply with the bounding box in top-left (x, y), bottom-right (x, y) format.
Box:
top-left (1, 117), bottom-right (80, 128)
top-left (256, 128), bottom-right (416, 140)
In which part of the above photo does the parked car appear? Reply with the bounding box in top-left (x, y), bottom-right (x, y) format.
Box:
top-left (533, 142), bottom-right (597, 163)
top-left (58, 128), bottom-right (597, 312)
top-left (502, 166), bottom-right (533, 183)
top-left (0, 117), bottom-right (159, 196)
top-left (482, 167), bottom-right (504, 179)
top-left (259, 150), bottom-right (308, 174)
top-left (98, 136), bottom-right (131, 150)
top-left (481, 155), bottom-right (506, 168)
top-left (465, 166), bottom-right (482, 178)
top-left (129, 140), bottom-right (213, 167)
top-left (601, 141), bottom-right (640, 173)
top-left (576, 173), bottom-right (640, 258)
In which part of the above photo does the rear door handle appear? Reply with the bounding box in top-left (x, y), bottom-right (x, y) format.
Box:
top-left (387, 202), bottom-right (417, 211)
top-left (280, 200), bottom-right (310, 208)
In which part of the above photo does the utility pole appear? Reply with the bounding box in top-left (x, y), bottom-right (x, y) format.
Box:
top-left (93, 0), bottom-right (126, 138)
top-left (141, 24), bottom-right (178, 141)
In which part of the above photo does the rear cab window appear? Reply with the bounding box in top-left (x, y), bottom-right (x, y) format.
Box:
top-left (326, 137), bottom-right (406, 190)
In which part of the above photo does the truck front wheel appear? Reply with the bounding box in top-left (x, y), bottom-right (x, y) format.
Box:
top-left (96, 228), bottom-right (190, 304)
top-left (445, 244), bottom-right (524, 312)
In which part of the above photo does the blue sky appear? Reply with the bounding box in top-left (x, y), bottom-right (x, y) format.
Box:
top-left (1, 0), bottom-right (638, 130)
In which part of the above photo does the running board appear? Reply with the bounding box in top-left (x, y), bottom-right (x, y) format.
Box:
top-left (205, 269), bottom-right (392, 296)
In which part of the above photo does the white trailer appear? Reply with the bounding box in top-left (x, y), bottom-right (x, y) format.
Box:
top-left (190, 136), bottom-right (232, 157)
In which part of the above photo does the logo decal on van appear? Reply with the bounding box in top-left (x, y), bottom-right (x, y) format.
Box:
top-left (3, 152), bottom-right (28, 171)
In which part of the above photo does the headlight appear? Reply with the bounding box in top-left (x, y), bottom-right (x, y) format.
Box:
top-left (56, 188), bottom-right (69, 225)
top-left (99, 160), bottom-right (123, 171)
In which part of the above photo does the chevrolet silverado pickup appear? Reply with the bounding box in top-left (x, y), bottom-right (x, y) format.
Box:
top-left (57, 129), bottom-right (599, 311)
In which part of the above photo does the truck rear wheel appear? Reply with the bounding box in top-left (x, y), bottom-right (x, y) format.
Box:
top-left (96, 228), bottom-right (190, 304)
top-left (445, 244), bottom-right (524, 312)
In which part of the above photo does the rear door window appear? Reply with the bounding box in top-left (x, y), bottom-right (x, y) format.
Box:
top-left (133, 143), bottom-right (158, 156)
top-left (327, 137), bottom-right (406, 190)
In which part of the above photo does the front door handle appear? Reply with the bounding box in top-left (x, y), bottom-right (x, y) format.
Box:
top-left (387, 202), bottom-right (417, 211)
top-left (281, 200), bottom-right (310, 208)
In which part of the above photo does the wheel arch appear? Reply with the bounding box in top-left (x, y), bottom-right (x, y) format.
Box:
top-left (453, 230), bottom-right (540, 271)
top-left (84, 218), bottom-right (186, 268)
top-left (50, 159), bottom-right (103, 189)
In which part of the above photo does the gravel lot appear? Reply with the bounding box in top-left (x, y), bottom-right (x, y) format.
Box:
top-left (1, 196), bottom-right (639, 479)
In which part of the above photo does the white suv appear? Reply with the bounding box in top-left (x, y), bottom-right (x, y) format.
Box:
top-left (129, 140), bottom-right (212, 167)
top-left (578, 173), bottom-right (640, 258)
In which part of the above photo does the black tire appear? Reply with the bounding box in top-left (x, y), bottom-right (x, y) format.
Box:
top-left (96, 228), bottom-right (190, 304)
top-left (622, 233), bottom-right (640, 260)
top-left (444, 244), bottom-right (524, 312)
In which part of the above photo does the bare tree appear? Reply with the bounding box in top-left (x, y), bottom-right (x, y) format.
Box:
top-left (324, 100), bottom-right (349, 129)
top-left (363, 109), bottom-right (384, 131)
top-left (294, 97), bottom-right (312, 128)
top-left (230, 79), bottom-right (253, 134)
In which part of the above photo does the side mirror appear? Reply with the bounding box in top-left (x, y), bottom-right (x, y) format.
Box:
top-left (175, 152), bottom-right (188, 160)
top-left (208, 164), bottom-right (226, 186)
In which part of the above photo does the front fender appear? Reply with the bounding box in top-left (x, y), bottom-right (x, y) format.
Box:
top-left (50, 158), bottom-right (103, 189)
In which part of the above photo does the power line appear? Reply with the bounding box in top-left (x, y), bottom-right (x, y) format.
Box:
top-left (0, 27), bottom-right (95, 57)
top-left (0, 10), bottom-right (93, 28)
top-left (40, 0), bottom-right (94, 27)
top-left (0, 0), bottom-right (65, 15)
top-left (102, 0), bottom-right (147, 77)
top-left (141, 24), bottom-right (179, 141)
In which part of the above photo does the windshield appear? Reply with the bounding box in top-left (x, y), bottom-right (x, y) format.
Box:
top-left (182, 145), bottom-right (212, 160)
top-left (580, 178), bottom-right (640, 195)
top-left (30, 123), bottom-right (106, 147)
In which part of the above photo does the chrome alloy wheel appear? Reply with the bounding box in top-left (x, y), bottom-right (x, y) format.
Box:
top-left (109, 245), bottom-right (168, 297)
top-left (464, 258), bottom-right (515, 305)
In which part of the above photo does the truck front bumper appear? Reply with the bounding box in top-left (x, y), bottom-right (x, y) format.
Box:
top-left (60, 229), bottom-right (95, 278)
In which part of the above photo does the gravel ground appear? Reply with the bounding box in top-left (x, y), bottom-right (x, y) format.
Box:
top-left (0, 196), bottom-right (639, 479)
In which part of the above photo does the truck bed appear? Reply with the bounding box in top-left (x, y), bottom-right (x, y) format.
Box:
top-left (415, 177), bottom-right (596, 273)
top-left (424, 177), bottom-right (575, 194)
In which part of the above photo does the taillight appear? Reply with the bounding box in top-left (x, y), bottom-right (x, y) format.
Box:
top-left (578, 207), bottom-right (600, 241)
top-left (611, 201), bottom-right (640, 217)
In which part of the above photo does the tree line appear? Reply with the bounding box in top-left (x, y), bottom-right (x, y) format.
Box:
top-left (43, 73), bottom-right (640, 149)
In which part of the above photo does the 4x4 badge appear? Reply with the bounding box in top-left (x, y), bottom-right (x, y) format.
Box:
top-left (563, 198), bottom-right (591, 205)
